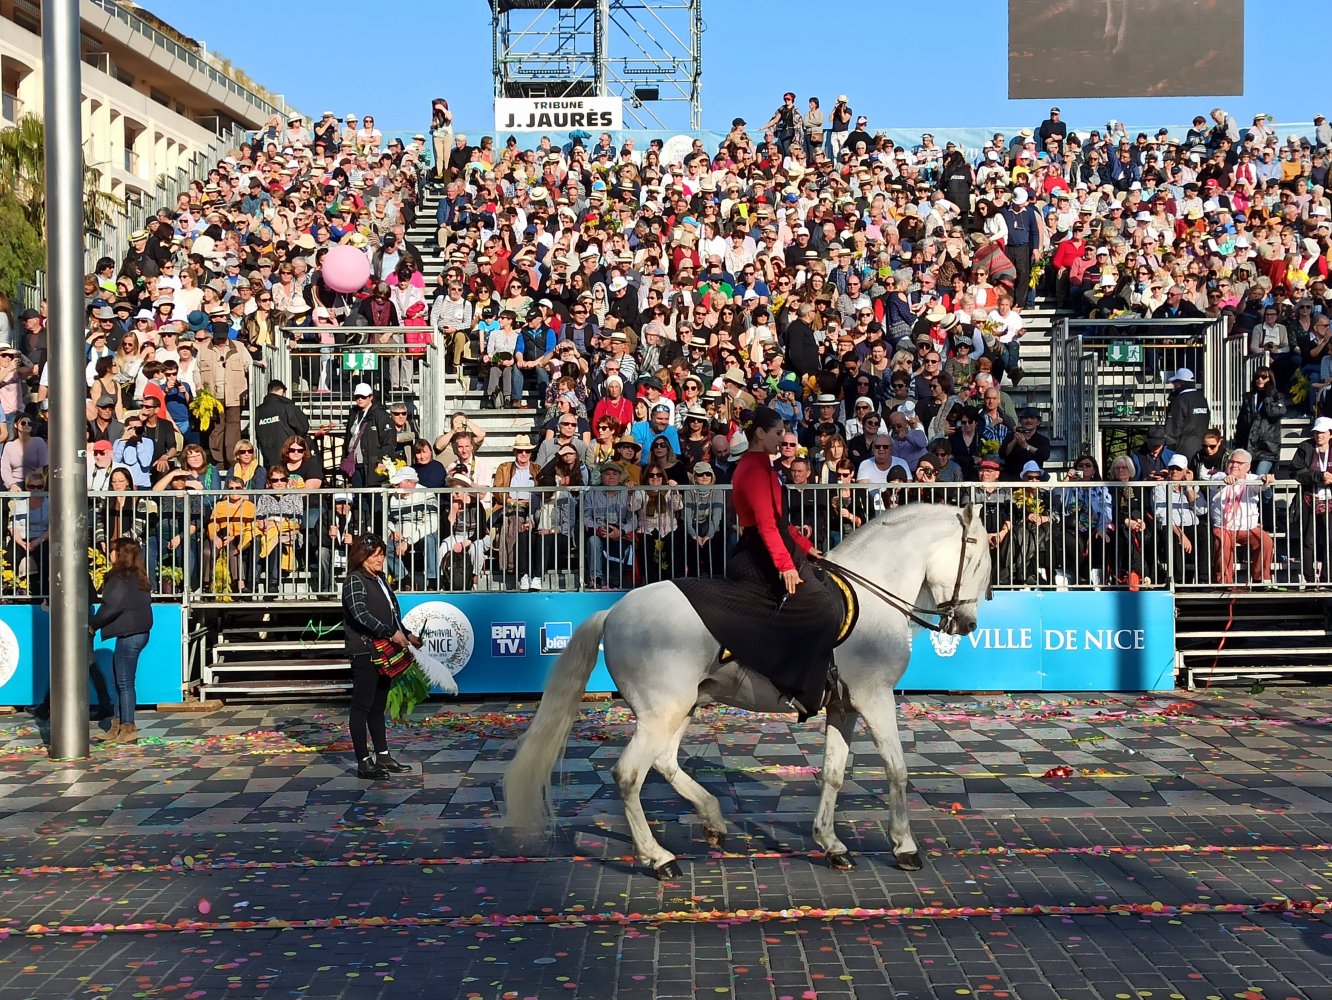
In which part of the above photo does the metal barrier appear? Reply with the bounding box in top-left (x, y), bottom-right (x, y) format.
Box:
top-left (1052, 317), bottom-right (1230, 461)
top-left (4, 480), bottom-right (1322, 605)
top-left (259, 330), bottom-right (444, 474)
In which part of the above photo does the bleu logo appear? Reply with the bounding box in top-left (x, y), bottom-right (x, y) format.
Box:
top-left (539, 622), bottom-right (573, 655)
top-left (490, 621), bottom-right (526, 657)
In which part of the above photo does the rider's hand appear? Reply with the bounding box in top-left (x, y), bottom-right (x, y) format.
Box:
top-left (781, 568), bottom-right (801, 595)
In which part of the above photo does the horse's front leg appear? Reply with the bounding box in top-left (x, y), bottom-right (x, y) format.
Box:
top-left (854, 686), bottom-right (922, 871)
top-left (813, 701), bottom-right (859, 871)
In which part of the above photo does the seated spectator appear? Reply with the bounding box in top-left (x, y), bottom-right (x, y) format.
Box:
top-left (439, 471), bottom-right (490, 590)
top-left (1207, 448), bottom-right (1276, 585)
top-left (9, 472), bottom-right (50, 593)
top-left (1104, 455), bottom-right (1156, 588)
top-left (206, 476), bottom-right (257, 596)
top-left (631, 464), bottom-right (683, 584)
top-left (1, 414), bottom-right (47, 490)
top-left (680, 461), bottom-right (726, 576)
top-left (111, 416), bottom-right (155, 489)
top-left (1152, 454), bottom-right (1209, 585)
top-left (586, 463), bottom-right (636, 591)
top-left (318, 493), bottom-right (360, 591)
top-left (524, 446), bottom-right (586, 591)
top-left (385, 466), bottom-right (439, 591)
top-left (255, 467), bottom-right (307, 591)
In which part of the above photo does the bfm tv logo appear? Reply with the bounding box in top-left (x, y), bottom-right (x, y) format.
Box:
top-left (490, 622), bottom-right (526, 657)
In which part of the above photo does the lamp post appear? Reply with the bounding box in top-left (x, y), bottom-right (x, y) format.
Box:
top-left (44, 0), bottom-right (90, 761)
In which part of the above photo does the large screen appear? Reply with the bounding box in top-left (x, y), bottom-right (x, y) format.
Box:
top-left (1009, 0), bottom-right (1244, 99)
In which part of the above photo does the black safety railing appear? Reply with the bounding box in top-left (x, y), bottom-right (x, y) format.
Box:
top-left (3, 481), bottom-right (1327, 603)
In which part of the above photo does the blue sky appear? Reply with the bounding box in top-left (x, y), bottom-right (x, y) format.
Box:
top-left (150, 0), bottom-right (1308, 135)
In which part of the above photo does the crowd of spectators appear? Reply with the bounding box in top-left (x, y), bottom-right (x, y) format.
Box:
top-left (3, 95), bottom-right (1332, 594)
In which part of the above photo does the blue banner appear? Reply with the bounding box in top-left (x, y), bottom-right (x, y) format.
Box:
top-left (0, 604), bottom-right (184, 707)
top-left (901, 590), bottom-right (1175, 692)
top-left (396, 590), bottom-right (1174, 695)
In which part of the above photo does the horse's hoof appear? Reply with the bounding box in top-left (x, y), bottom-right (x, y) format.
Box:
top-left (704, 829), bottom-right (726, 851)
top-left (895, 852), bottom-right (923, 872)
top-left (826, 851), bottom-right (857, 872)
top-left (653, 860), bottom-right (683, 881)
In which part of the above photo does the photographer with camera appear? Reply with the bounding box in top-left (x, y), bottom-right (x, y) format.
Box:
top-left (111, 415), bottom-right (155, 488)
top-left (828, 95), bottom-right (852, 162)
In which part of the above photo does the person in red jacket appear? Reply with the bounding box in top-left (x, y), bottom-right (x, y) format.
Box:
top-left (1050, 227), bottom-right (1089, 310)
top-left (727, 405), bottom-right (842, 717)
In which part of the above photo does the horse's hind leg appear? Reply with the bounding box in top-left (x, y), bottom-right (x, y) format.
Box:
top-left (653, 710), bottom-right (728, 850)
top-left (812, 702), bottom-right (859, 871)
top-left (614, 716), bottom-right (685, 878)
top-left (853, 687), bottom-right (922, 871)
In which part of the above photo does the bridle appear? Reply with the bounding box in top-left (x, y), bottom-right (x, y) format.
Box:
top-left (815, 514), bottom-right (976, 634)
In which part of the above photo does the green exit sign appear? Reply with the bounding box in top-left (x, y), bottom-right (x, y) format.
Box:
top-left (1106, 341), bottom-right (1143, 364)
top-left (343, 351), bottom-right (379, 372)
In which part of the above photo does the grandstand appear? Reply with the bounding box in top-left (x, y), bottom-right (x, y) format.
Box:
top-left (9, 47), bottom-right (1332, 704)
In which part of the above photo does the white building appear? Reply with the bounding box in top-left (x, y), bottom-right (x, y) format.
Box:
top-left (0, 0), bottom-right (291, 203)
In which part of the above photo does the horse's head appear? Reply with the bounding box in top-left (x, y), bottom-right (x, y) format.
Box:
top-left (923, 503), bottom-right (992, 636)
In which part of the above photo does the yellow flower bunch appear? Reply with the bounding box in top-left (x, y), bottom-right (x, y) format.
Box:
top-left (377, 457), bottom-right (407, 480)
top-left (1015, 488), bottom-right (1046, 517)
top-left (88, 547), bottom-right (110, 591)
top-left (190, 387), bottom-right (225, 432)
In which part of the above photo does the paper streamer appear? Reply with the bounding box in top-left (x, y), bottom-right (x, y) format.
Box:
top-left (6, 842), bottom-right (1329, 880)
top-left (6, 898), bottom-right (1327, 939)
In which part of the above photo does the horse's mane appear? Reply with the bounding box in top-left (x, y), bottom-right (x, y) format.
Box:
top-left (829, 502), bottom-right (963, 562)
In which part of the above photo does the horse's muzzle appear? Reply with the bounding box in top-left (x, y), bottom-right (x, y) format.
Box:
top-left (948, 611), bottom-right (978, 636)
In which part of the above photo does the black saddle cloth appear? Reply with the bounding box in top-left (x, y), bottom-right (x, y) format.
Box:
top-left (675, 549), bottom-right (843, 715)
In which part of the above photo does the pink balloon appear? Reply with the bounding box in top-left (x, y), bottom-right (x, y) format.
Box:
top-left (322, 245), bottom-right (371, 294)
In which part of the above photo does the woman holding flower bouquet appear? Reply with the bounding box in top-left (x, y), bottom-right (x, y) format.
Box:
top-left (342, 534), bottom-right (421, 780)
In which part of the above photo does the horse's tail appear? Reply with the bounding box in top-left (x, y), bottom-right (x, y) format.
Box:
top-left (503, 609), bottom-right (610, 836)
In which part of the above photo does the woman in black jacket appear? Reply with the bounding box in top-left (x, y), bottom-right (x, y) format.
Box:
top-left (90, 537), bottom-right (154, 745)
top-left (341, 534), bottom-right (421, 780)
top-left (1234, 366), bottom-right (1287, 476)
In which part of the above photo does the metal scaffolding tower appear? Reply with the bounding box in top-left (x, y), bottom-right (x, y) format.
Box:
top-left (489, 0), bottom-right (702, 129)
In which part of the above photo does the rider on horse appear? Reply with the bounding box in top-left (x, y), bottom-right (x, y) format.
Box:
top-left (705, 405), bottom-right (843, 718)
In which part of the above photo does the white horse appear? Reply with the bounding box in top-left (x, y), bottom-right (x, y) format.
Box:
top-left (505, 503), bottom-right (992, 879)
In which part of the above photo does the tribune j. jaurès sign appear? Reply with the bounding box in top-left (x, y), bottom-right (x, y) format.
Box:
top-left (495, 97), bottom-right (623, 133)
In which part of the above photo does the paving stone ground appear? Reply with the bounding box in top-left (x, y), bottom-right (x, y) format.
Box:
top-left (0, 687), bottom-right (1329, 998)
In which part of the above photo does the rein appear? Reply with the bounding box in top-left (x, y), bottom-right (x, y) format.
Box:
top-left (814, 517), bottom-right (973, 634)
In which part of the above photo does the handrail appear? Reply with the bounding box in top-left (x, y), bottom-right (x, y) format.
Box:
top-left (0, 481), bottom-right (1317, 603)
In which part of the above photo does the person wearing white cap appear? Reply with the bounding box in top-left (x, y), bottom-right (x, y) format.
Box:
top-left (342, 382), bottom-right (396, 486)
top-left (1163, 367), bottom-right (1211, 462)
top-left (828, 94), bottom-right (852, 161)
top-left (386, 464), bottom-right (439, 590)
top-left (1151, 454), bottom-right (1207, 585)
top-left (999, 185), bottom-right (1040, 306)
top-left (1290, 417), bottom-right (1332, 583)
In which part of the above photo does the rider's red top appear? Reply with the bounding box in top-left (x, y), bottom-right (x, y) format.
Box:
top-left (732, 449), bottom-right (813, 574)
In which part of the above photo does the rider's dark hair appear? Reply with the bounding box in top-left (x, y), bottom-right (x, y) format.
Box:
top-left (742, 405), bottom-right (784, 441)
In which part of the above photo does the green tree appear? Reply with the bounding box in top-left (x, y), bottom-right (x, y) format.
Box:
top-left (0, 113), bottom-right (123, 236)
top-left (0, 193), bottom-right (44, 301)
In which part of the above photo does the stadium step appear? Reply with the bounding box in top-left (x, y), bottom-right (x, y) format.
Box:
top-left (1175, 591), bottom-right (1332, 688)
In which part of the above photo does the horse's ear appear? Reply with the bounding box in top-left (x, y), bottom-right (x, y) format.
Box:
top-left (961, 503), bottom-right (975, 532)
